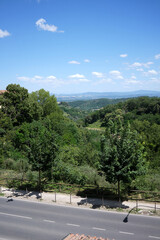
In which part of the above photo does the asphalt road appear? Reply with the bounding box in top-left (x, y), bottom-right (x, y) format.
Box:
top-left (0, 197), bottom-right (160, 240)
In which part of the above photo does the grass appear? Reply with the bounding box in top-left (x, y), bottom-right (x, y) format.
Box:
top-left (86, 120), bottom-right (105, 131)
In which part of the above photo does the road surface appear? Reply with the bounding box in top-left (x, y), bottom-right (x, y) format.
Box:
top-left (0, 197), bottom-right (160, 240)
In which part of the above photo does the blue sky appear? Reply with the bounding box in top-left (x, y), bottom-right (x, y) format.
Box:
top-left (0, 0), bottom-right (160, 94)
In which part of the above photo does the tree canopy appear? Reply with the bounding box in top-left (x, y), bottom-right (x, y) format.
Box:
top-left (101, 119), bottom-right (146, 199)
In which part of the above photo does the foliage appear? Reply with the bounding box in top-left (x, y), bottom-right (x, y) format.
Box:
top-left (0, 84), bottom-right (30, 126)
top-left (101, 119), bottom-right (146, 199)
top-left (29, 89), bottom-right (59, 118)
top-left (1, 84), bottom-right (160, 196)
top-left (59, 102), bottom-right (88, 121)
top-left (131, 169), bottom-right (160, 192)
top-left (13, 120), bottom-right (57, 185)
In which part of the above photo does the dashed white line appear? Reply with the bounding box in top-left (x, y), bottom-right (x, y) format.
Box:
top-left (92, 227), bottom-right (106, 231)
top-left (43, 219), bottom-right (55, 223)
top-left (119, 231), bottom-right (134, 235)
top-left (149, 236), bottom-right (160, 239)
top-left (0, 212), bottom-right (32, 220)
top-left (66, 223), bottom-right (80, 227)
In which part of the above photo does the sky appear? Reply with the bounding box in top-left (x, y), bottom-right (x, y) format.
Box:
top-left (0, 0), bottom-right (160, 94)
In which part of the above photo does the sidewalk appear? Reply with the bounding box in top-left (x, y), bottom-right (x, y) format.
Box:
top-left (1, 187), bottom-right (160, 215)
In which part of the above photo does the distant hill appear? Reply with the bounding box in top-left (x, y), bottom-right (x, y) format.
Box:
top-left (56, 90), bottom-right (160, 102)
top-left (67, 98), bottom-right (126, 111)
top-left (84, 96), bottom-right (160, 127)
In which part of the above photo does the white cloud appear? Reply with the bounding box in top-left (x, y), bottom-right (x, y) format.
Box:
top-left (125, 75), bottom-right (141, 85)
top-left (155, 54), bottom-right (160, 60)
top-left (68, 74), bottom-right (85, 79)
top-left (131, 75), bottom-right (137, 80)
top-left (17, 75), bottom-right (63, 84)
top-left (125, 79), bottom-right (141, 84)
top-left (148, 70), bottom-right (158, 75)
top-left (47, 75), bottom-right (57, 80)
top-left (130, 62), bottom-right (142, 68)
top-left (109, 70), bottom-right (123, 79)
top-left (130, 61), bottom-right (153, 69)
top-left (18, 76), bottom-right (30, 82)
top-left (92, 72), bottom-right (103, 78)
top-left (143, 62), bottom-right (154, 68)
top-left (0, 29), bottom-right (10, 38)
top-left (36, 18), bottom-right (64, 33)
top-left (120, 54), bottom-right (128, 58)
top-left (73, 78), bottom-right (90, 83)
top-left (146, 61), bottom-right (153, 65)
top-left (84, 59), bottom-right (90, 63)
top-left (67, 73), bottom-right (90, 83)
top-left (68, 60), bottom-right (80, 64)
top-left (136, 68), bottom-right (144, 72)
top-left (96, 78), bottom-right (113, 84)
top-left (34, 75), bottom-right (43, 79)
top-left (143, 69), bottom-right (158, 77)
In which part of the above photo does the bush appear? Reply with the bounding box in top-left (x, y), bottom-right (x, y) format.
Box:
top-left (131, 169), bottom-right (160, 192)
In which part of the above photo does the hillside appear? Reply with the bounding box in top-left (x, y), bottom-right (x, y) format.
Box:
top-left (84, 96), bottom-right (160, 172)
top-left (67, 98), bottom-right (126, 111)
top-left (58, 98), bottom-right (127, 121)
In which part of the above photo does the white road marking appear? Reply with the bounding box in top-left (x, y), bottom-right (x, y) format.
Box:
top-left (0, 212), bottom-right (32, 220)
top-left (66, 223), bottom-right (80, 227)
top-left (43, 219), bottom-right (55, 223)
top-left (119, 231), bottom-right (134, 235)
top-left (92, 227), bottom-right (106, 231)
top-left (149, 236), bottom-right (160, 239)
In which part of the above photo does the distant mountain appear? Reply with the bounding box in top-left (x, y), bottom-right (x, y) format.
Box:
top-left (56, 90), bottom-right (160, 102)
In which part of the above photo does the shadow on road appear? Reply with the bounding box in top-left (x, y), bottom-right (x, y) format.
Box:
top-left (77, 197), bottom-right (129, 209)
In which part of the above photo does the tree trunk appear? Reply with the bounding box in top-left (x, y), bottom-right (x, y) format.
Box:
top-left (118, 179), bottom-right (121, 202)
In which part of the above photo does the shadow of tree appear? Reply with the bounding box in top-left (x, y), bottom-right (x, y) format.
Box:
top-left (77, 197), bottom-right (129, 209)
top-left (11, 189), bottom-right (42, 199)
top-left (77, 187), bottom-right (129, 209)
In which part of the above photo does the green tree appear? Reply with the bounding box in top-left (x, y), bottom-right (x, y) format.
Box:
top-left (0, 84), bottom-right (30, 125)
top-left (29, 89), bottom-right (59, 118)
top-left (101, 119), bottom-right (146, 200)
top-left (14, 120), bottom-right (57, 190)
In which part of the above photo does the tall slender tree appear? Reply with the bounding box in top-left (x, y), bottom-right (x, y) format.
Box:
top-left (101, 119), bottom-right (146, 201)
